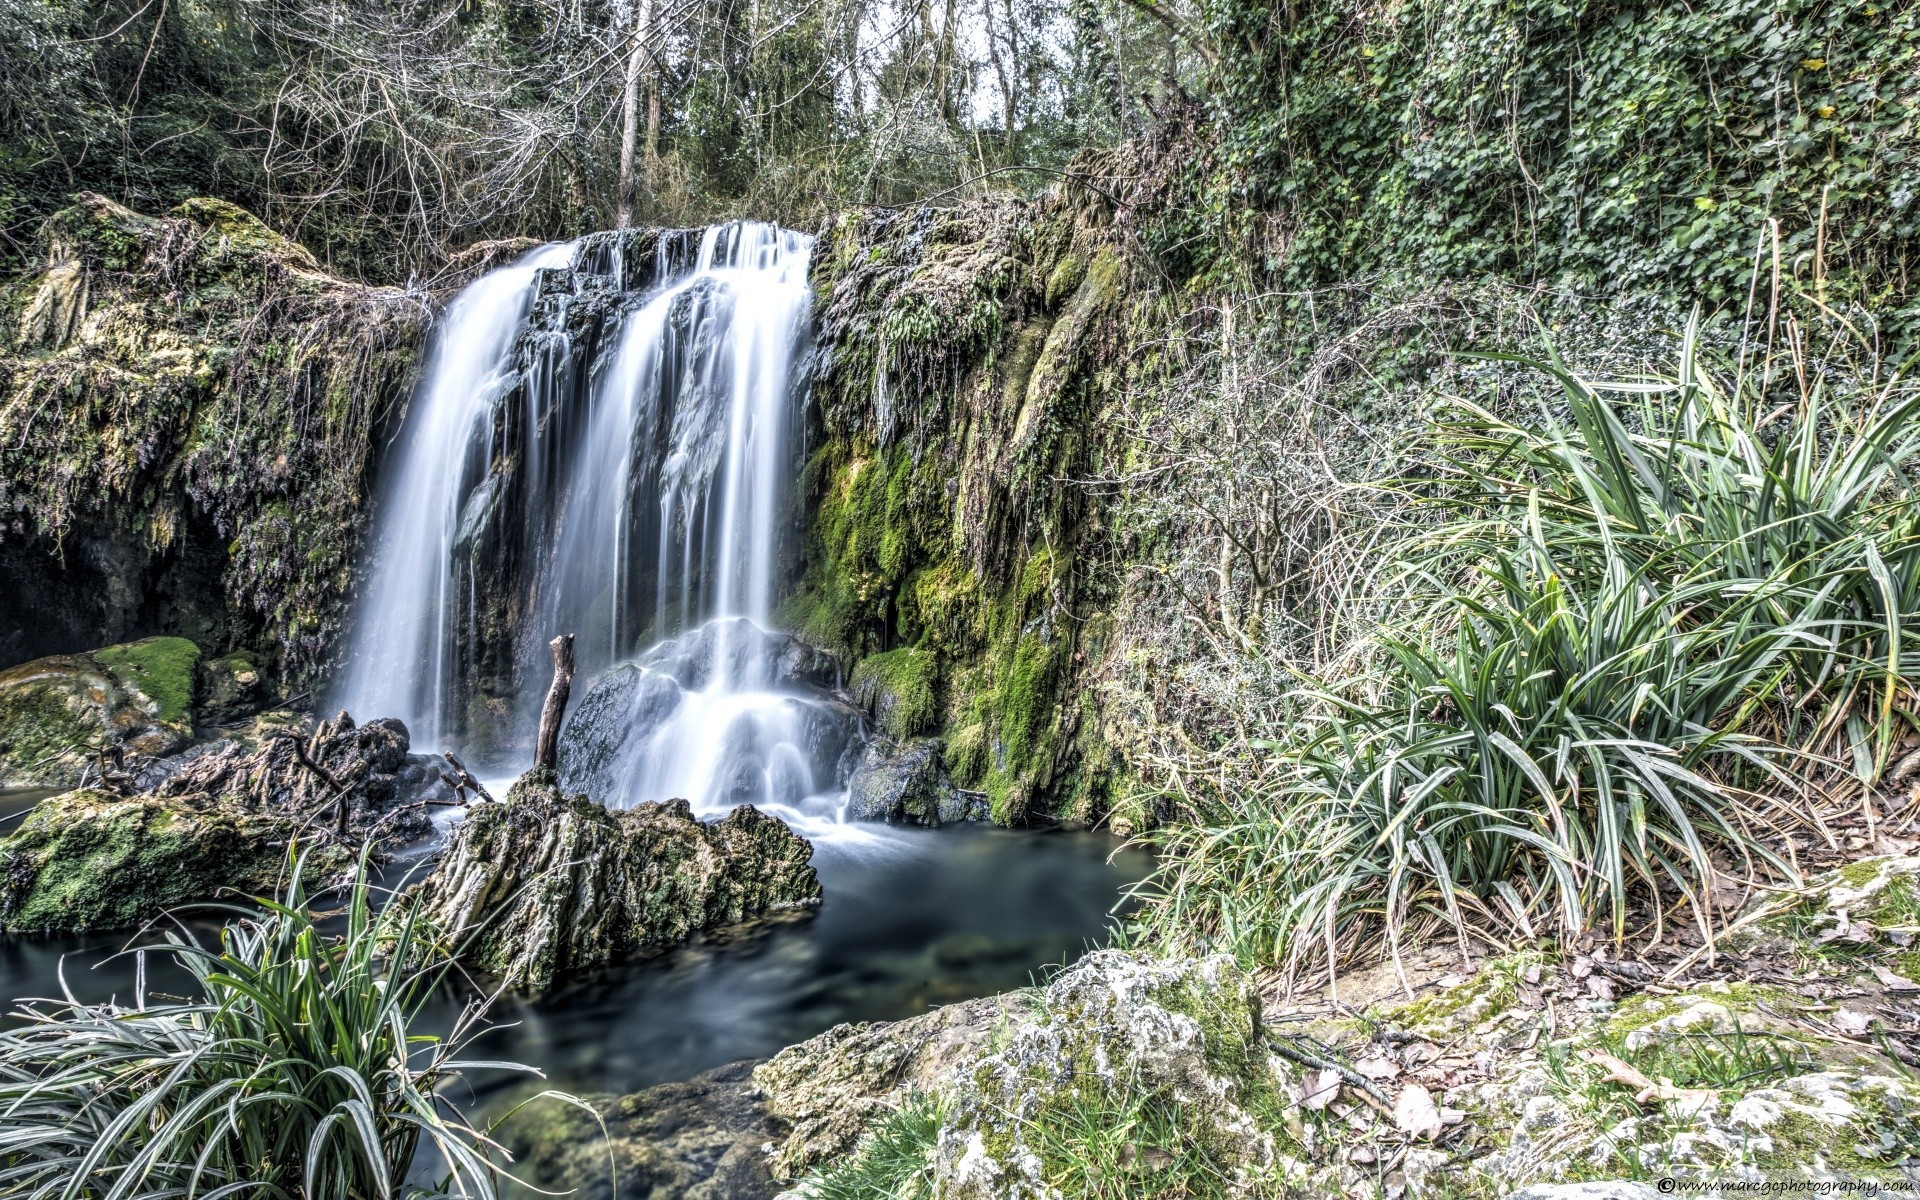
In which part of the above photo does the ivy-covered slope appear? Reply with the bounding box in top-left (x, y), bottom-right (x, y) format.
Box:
top-left (0, 194), bottom-right (429, 684)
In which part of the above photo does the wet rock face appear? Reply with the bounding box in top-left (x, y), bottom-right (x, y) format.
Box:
top-left (556, 618), bottom-right (865, 809)
top-left (0, 710), bottom-right (456, 932)
top-left (0, 194), bottom-right (429, 687)
top-left (408, 770), bottom-right (822, 993)
top-left (0, 637), bottom-right (201, 787)
top-left (846, 737), bottom-right (984, 825)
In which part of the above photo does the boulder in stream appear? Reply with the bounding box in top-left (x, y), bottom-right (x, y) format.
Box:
top-left (845, 737), bottom-right (983, 825)
top-left (408, 770), bottom-right (821, 993)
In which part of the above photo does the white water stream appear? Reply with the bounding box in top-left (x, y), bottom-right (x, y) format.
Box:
top-left (338, 224), bottom-right (874, 841)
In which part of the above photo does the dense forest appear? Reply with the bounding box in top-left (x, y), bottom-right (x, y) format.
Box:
top-left (3, 0), bottom-right (1920, 1196)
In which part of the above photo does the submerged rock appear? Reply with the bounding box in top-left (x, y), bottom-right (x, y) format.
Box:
top-left (502, 1060), bottom-right (783, 1200)
top-left (0, 710), bottom-right (452, 931)
top-left (409, 770), bottom-right (821, 993)
top-left (0, 637), bottom-right (201, 787)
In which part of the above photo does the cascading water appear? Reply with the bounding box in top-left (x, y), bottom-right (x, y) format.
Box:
top-left (338, 223), bottom-right (870, 838)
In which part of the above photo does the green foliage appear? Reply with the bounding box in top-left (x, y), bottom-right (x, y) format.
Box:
top-left (1177, 0), bottom-right (1919, 343)
top-left (1132, 318), bottom-right (1920, 965)
top-left (0, 852), bottom-right (579, 1199)
top-left (850, 647), bottom-right (941, 739)
top-left (802, 1094), bottom-right (945, 1200)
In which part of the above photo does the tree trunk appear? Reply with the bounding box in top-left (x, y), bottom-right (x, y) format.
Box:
top-left (615, 1), bottom-right (650, 229)
top-left (535, 634), bottom-right (576, 772)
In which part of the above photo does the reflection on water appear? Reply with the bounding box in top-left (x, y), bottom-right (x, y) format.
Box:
top-left (0, 817), bottom-right (1149, 1102)
top-left (441, 822), bottom-right (1150, 1097)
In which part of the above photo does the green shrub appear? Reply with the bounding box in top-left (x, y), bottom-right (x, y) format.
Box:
top-left (0, 852), bottom-right (584, 1199)
top-left (1132, 318), bottom-right (1920, 968)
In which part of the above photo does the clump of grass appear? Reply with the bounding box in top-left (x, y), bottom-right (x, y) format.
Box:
top-left (0, 852), bottom-right (581, 1200)
top-left (802, 1093), bottom-right (945, 1200)
top-left (1133, 315), bottom-right (1920, 973)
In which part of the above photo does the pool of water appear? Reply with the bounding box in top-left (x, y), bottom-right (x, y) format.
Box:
top-left (0, 814), bottom-right (1150, 1101)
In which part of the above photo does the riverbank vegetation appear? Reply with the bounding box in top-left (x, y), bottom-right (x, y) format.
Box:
top-left (0, 854), bottom-right (571, 1199)
top-left (1128, 314), bottom-right (1920, 973)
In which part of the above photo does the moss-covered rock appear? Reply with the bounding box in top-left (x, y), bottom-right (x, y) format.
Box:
top-left (196, 650), bottom-right (267, 724)
top-left (0, 637), bottom-right (201, 786)
top-left (796, 193), bottom-right (1151, 826)
top-left (761, 952), bottom-right (1282, 1191)
top-left (502, 1060), bottom-right (784, 1200)
top-left (0, 193), bottom-right (428, 686)
top-left (848, 646), bottom-right (938, 739)
top-left (409, 770), bottom-right (822, 993)
top-left (0, 788), bottom-right (342, 932)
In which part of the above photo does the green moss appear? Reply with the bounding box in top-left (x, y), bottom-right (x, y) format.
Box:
top-left (0, 669), bottom-right (101, 784)
top-left (947, 722), bottom-right (988, 786)
top-left (1044, 254), bottom-right (1087, 307)
top-left (997, 634), bottom-right (1058, 764)
top-left (0, 790), bottom-right (338, 932)
top-left (851, 648), bottom-right (940, 740)
top-left (92, 636), bottom-right (201, 725)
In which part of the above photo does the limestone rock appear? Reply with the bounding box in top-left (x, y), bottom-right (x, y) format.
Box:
top-left (755, 992), bottom-right (1017, 1177)
top-left (1505, 1184), bottom-right (1661, 1200)
top-left (409, 770), bottom-right (821, 993)
top-left (756, 952), bottom-right (1276, 1188)
top-left (502, 1060), bottom-right (783, 1200)
top-left (0, 637), bottom-right (201, 787)
top-left (0, 789), bottom-right (347, 932)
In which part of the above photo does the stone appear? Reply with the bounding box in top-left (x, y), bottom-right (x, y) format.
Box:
top-left (1505, 1184), bottom-right (1660, 1200)
top-left (557, 619), bottom-right (861, 806)
top-left (755, 951), bottom-right (1278, 1188)
top-left (0, 789), bottom-right (349, 933)
top-left (196, 651), bottom-right (267, 725)
top-left (502, 1060), bottom-right (783, 1200)
top-left (408, 770), bottom-right (821, 993)
top-left (845, 737), bottom-right (979, 825)
top-left (0, 708), bottom-right (459, 931)
top-left (0, 637), bottom-right (201, 787)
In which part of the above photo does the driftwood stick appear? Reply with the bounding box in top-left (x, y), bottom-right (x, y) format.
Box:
top-left (444, 750), bottom-right (493, 802)
top-left (534, 633), bottom-right (575, 772)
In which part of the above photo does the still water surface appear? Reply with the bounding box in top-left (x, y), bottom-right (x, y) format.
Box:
top-left (0, 813), bottom-right (1149, 1099)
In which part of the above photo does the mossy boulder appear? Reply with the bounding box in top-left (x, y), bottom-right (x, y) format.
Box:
top-left (196, 651), bottom-right (267, 725)
top-left (759, 952), bottom-right (1279, 1187)
top-left (0, 788), bottom-right (343, 932)
top-left (848, 646), bottom-right (939, 740)
top-left (845, 737), bottom-right (981, 825)
top-left (409, 770), bottom-right (822, 993)
top-left (0, 637), bottom-right (201, 786)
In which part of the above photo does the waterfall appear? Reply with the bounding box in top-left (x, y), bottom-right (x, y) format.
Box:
top-left (338, 224), bottom-right (867, 836)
